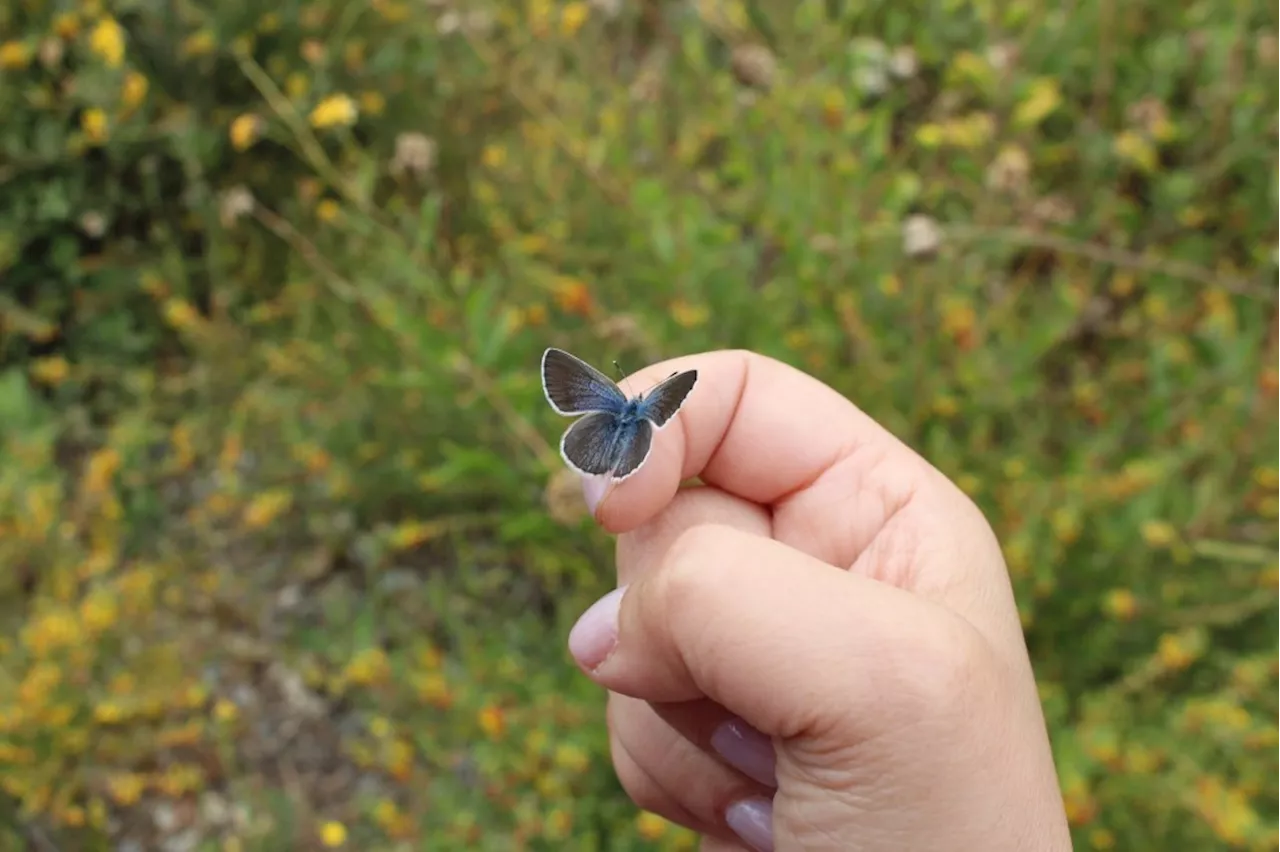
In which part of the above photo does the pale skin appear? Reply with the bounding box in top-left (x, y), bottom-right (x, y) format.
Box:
top-left (564, 350), bottom-right (1074, 852)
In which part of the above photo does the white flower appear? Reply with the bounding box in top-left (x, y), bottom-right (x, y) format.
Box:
top-left (902, 214), bottom-right (942, 257)
top-left (889, 46), bottom-right (918, 80)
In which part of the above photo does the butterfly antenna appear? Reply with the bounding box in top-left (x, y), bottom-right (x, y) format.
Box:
top-left (613, 360), bottom-right (635, 396)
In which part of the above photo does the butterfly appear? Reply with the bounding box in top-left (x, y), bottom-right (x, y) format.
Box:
top-left (541, 348), bottom-right (698, 481)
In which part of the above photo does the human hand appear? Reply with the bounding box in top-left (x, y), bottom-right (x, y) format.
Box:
top-left (564, 350), bottom-right (1073, 851)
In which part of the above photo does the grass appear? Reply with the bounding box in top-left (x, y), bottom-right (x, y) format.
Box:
top-left (0, 0), bottom-right (1276, 849)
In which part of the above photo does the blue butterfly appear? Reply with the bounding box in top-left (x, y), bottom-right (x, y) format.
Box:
top-left (541, 348), bottom-right (698, 480)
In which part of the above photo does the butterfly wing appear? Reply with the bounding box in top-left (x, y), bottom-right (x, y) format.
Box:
top-left (610, 418), bottom-right (653, 480)
top-left (542, 348), bottom-right (627, 416)
top-left (560, 412), bottom-right (655, 480)
top-left (560, 411), bottom-right (623, 476)
top-left (636, 370), bottom-right (698, 428)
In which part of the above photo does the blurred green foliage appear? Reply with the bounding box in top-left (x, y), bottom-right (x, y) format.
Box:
top-left (0, 0), bottom-right (1276, 849)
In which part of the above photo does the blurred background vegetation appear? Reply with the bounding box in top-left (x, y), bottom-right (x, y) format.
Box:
top-left (0, 0), bottom-right (1276, 849)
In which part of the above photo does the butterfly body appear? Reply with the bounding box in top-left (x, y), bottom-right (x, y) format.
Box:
top-left (541, 348), bottom-right (697, 480)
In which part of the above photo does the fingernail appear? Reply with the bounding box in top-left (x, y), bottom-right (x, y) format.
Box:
top-left (725, 797), bottom-right (774, 852)
top-left (568, 586), bottom-right (627, 670)
top-left (581, 475), bottom-right (610, 516)
top-left (711, 718), bottom-right (777, 787)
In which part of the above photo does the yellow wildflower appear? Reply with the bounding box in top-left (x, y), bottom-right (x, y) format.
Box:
top-left (636, 811), bottom-right (669, 840)
top-left (181, 30), bottom-right (216, 57)
top-left (30, 356), bottom-right (70, 385)
top-left (1140, 520), bottom-right (1177, 548)
top-left (23, 609), bottom-right (80, 655)
top-left (358, 90), bottom-right (385, 116)
top-left (944, 112), bottom-right (996, 148)
top-left (242, 488), bottom-right (293, 528)
top-left (315, 199), bottom-right (341, 222)
top-left (931, 394), bottom-right (962, 417)
top-left (0, 40), bottom-right (32, 69)
top-left (309, 93), bottom-right (358, 129)
top-left (1013, 77), bottom-right (1062, 128)
top-left (88, 17), bottom-right (126, 67)
top-left (81, 108), bottom-right (109, 145)
top-left (384, 738), bottom-right (413, 780)
top-left (84, 447), bottom-right (121, 494)
top-left (949, 50), bottom-right (993, 88)
top-left (79, 588), bottom-right (119, 634)
top-left (319, 821), bottom-right (347, 847)
top-left (389, 519), bottom-right (441, 550)
top-left (561, 2), bottom-right (589, 35)
top-left (413, 672), bottom-right (451, 706)
top-left (343, 41), bottom-right (367, 69)
top-left (161, 298), bottom-right (199, 330)
top-left (820, 87), bottom-right (847, 129)
top-left (286, 72), bottom-right (309, 100)
top-left (93, 701), bottom-right (125, 724)
top-left (373, 0), bottom-right (411, 23)
top-left (879, 273), bottom-right (902, 296)
top-left (1102, 589), bottom-right (1137, 620)
top-left (344, 647), bottom-right (390, 685)
top-left (17, 660), bottom-right (61, 706)
top-left (369, 716), bottom-right (392, 738)
top-left (1062, 779), bottom-right (1097, 825)
top-left (53, 13), bottom-right (80, 39)
top-left (529, 0), bottom-right (553, 35)
top-left (121, 71), bottom-right (148, 109)
top-left (671, 299), bottom-right (709, 328)
top-left (0, 742), bottom-right (35, 764)
top-left (157, 764), bottom-right (203, 796)
top-left (478, 703), bottom-right (505, 739)
top-left (553, 743), bottom-right (589, 773)
top-left (106, 773), bottom-right (145, 805)
top-left (229, 113), bottom-right (263, 150)
top-left (59, 805), bottom-right (86, 827)
top-left (1157, 631), bottom-right (1200, 671)
top-left (942, 298), bottom-right (977, 344)
top-left (552, 276), bottom-right (592, 316)
top-left (915, 122), bottom-right (944, 148)
top-left (545, 808), bottom-right (571, 838)
top-left (1050, 508), bottom-right (1081, 543)
top-left (1114, 130), bottom-right (1157, 173)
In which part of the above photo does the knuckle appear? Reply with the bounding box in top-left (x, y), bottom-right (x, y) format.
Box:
top-left (891, 617), bottom-right (992, 719)
top-left (654, 523), bottom-right (730, 627)
top-left (664, 522), bottom-right (726, 571)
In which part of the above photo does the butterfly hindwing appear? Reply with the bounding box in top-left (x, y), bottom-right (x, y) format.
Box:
top-left (542, 348), bottom-right (626, 416)
top-left (637, 370), bottom-right (698, 428)
top-left (559, 411), bottom-right (622, 476)
top-left (610, 419), bottom-right (654, 479)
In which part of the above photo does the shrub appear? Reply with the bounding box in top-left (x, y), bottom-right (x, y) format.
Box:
top-left (0, 0), bottom-right (1275, 849)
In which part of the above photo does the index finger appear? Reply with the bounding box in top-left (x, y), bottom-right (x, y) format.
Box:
top-left (591, 349), bottom-right (941, 545)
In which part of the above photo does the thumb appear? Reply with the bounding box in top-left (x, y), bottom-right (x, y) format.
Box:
top-left (568, 523), bottom-right (985, 744)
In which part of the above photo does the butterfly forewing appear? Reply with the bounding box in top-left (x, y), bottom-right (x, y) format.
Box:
top-left (637, 370), bottom-right (698, 428)
top-left (559, 411), bottom-right (623, 476)
top-left (542, 348), bottom-right (626, 416)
